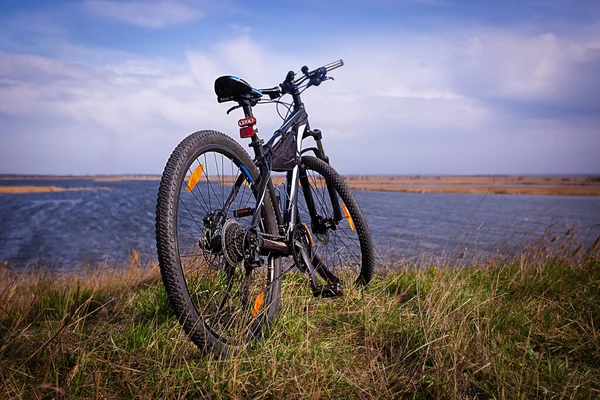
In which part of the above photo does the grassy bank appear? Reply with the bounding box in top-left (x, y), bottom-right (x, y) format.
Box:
top-left (1, 245), bottom-right (599, 398)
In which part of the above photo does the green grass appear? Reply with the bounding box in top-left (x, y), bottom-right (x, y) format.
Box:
top-left (1, 247), bottom-right (599, 399)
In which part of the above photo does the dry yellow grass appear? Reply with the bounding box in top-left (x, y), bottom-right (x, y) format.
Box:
top-left (340, 175), bottom-right (600, 196)
top-left (344, 183), bottom-right (600, 196)
top-left (0, 186), bottom-right (111, 194)
top-left (0, 250), bottom-right (160, 315)
top-left (230, 175), bottom-right (600, 196)
top-left (343, 175), bottom-right (600, 186)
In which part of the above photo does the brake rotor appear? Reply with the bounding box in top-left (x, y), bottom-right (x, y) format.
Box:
top-left (199, 212), bottom-right (225, 271)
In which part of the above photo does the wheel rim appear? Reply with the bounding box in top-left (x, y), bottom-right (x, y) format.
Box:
top-left (173, 146), bottom-right (274, 344)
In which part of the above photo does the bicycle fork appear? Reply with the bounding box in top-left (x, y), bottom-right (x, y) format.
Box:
top-left (296, 166), bottom-right (343, 296)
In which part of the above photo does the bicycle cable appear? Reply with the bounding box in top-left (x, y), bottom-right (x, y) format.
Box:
top-left (256, 98), bottom-right (293, 122)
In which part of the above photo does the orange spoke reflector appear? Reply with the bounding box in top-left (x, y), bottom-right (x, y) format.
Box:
top-left (186, 164), bottom-right (204, 192)
top-left (302, 223), bottom-right (314, 247)
top-left (251, 287), bottom-right (265, 317)
top-left (341, 203), bottom-right (355, 231)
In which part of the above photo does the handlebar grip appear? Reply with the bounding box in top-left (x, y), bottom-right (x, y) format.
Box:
top-left (324, 59), bottom-right (344, 72)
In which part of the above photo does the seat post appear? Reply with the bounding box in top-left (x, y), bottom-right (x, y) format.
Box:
top-left (239, 100), bottom-right (265, 153)
top-left (241, 100), bottom-right (271, 230)
top-left (241, 100), bottom-right (254, 119)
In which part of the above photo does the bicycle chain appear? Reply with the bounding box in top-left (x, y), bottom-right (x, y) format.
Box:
top-left (256, 231), bottom-right (286, 240)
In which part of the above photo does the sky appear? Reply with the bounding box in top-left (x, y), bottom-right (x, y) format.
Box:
top-left (0, 0), bottom-right (599, 175)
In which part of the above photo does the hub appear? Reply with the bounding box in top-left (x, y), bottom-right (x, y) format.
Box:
top-left (199, 211), bottom-right (225, 253)
top-left (311, 215), bottom-right (336, 235)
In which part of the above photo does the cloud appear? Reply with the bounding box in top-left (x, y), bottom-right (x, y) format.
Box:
top-left (182, 31), bottom-right (600, 174)
top-left (449, 30), bottom-right (600, 114)
top-left (84, 0), bottom-right (202, 28)
top-left (1, 26), bottom-right (599, 175)
top-left (0, 49), bottom-right (219, 174)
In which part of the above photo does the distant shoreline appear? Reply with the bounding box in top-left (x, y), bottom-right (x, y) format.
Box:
top-left (0, 186), bottom-right (111, 194)
top-left (0, 174), bottom-right (161, 181)
top-left (341, 175), bottom-right (600, 196)
top-left (1, 174), bottom-right (600, 196)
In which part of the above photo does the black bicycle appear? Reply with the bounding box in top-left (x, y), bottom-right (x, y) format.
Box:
top-left (155, 60), bottom-right (374, 354)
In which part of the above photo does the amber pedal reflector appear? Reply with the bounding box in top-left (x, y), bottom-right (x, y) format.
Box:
top-left (186, 164), bottom-right (204, 192)
top-left (341, 203), bottom-right (355, 231)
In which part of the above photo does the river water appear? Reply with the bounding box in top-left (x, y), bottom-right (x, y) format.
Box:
top-left (1, 179), bottom-right (599, 269)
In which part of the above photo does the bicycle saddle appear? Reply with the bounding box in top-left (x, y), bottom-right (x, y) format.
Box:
top-left (214, 75), bottom-right (263, 103)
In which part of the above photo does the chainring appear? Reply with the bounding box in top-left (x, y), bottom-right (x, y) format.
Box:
top-left (291, 223), bottom-right (313, 272)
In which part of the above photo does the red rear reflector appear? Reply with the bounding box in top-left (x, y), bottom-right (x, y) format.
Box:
top-left (238, 117), bottom-right (256, 138)
top-left (240, 126), bottom-right (254, 138)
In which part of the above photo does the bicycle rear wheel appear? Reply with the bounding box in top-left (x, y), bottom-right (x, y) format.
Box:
top-left (156, 130), bottom-right (281, 355)
top-left (297, 156), bottom-right (374, 287)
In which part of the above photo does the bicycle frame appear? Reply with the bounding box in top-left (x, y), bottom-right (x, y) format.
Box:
top-left (242, 103), bottom-right (344, 244)
top-left (270, 108), bottom-right (308, 232)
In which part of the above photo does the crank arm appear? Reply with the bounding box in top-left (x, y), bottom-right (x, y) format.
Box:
top-left (312, 253), bottom-right (340, 284)
top-left (302, 248), bottom-right (343, 298)
top-left (300, 246), bottom-right (319, 292)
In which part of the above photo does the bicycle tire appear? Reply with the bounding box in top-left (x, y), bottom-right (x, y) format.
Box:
top-left (298, 156), bottom-right (374, 287)
top-left (156, 130), bottom-right (281, 355)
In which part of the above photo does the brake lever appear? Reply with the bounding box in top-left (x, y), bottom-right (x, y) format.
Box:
top-left (226, 104), bottom-right (241, 114)
top-left (309, 76), bottom-right (333, 87)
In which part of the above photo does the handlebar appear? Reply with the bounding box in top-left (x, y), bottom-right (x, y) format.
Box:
top-left (259, 59), bottom-right (344, 99)
top-left (323, 59), bottom-right (344, 72)
top-left (296, 59), bottom-right (343, 86)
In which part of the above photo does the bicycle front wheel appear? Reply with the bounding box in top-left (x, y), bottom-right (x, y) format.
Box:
top-left (156, 130), bottom-right (281, 355)
top-left (297, 156), bottom-right (374, 287)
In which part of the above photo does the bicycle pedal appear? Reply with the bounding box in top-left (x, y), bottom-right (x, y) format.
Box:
top-left (313, 283), bottom-right (343, 298)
